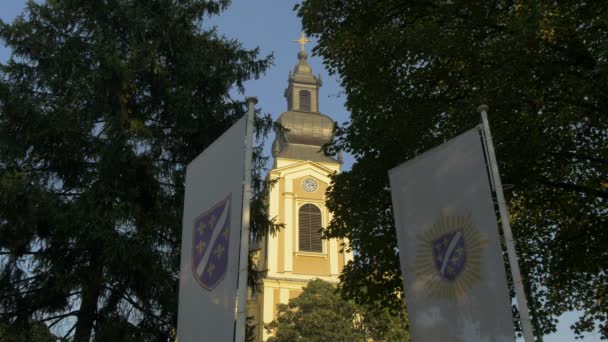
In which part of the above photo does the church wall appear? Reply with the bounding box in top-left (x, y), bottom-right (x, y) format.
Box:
top-left (292, 175), bottom-right (328, 199)
top-left (261, 285), bottom-right (273, 341)
top-left (293, 253), bottom-right (331, 276)
top-left (256, 165), bottom-right (348, 341)
top-left (277, 178), bottom-right (285, 273)
top-left (329, 238), bottom-right (339, 276)
top-left (266, 165), bottom-right (342, 280)
top-left (267, 175), bottom-right (279, 277)
top-left (274, 158), bottom-right (341, 171)
top-left (289, 289), bottom-right (302, 299)
top-left (283, 190), bottom-right (294, 272)
top-left (278, 177), bottom-right (285, 224)
top-left (273, 288), bottom-right (280, 319)
top-left (277, 225), bottom-right (284, 273)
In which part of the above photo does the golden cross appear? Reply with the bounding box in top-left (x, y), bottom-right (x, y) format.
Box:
top-left (293, 32), bottom-right (311, 52)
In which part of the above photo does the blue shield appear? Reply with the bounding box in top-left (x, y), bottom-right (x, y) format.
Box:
top-left (192, 195), bottom-right (231, 290)
top-left (432, 230), bottom-right (466, 281)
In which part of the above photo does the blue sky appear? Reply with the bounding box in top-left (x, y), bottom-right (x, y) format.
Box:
top-left (0, 1), bottom-right (601, 341)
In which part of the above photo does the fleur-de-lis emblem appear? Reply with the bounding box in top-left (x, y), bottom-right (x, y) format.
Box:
top-left (192, 195), bottom-right (232, 290)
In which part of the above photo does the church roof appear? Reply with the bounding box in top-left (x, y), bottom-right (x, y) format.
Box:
top-left (278, 111), bottom-right (334, 146)
top-left (273, 143), bottom-right (337, 164)
top-left (272, 44), bottom-right (341, 165)
top-left (290, 50), bottom-right (316, 85)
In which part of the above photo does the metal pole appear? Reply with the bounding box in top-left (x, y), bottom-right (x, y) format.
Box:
top-left (234, 97), bottom-right (257, 342)
top-left (477, 105), bottom-right (535, 342)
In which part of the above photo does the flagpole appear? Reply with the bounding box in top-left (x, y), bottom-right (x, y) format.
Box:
top-left (477, 105), bottom-right (535, 342)
top-left (234, 97), bottom-right (257, 342)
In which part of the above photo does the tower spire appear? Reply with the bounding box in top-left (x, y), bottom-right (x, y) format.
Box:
top-left (292, 32), bottom-right (311, 52)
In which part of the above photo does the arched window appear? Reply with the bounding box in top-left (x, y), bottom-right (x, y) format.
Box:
top-left (298, 203), bottom-right (322, 252)
top-left (299, 90), bottom-right (311, 112)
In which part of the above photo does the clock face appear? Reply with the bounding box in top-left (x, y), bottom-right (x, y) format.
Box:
top-left (302, 178), bottom-right (318, 192)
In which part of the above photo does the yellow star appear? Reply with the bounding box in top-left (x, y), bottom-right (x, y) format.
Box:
top-left (454, 247), bottom-right (464, 256)
top-left (222, 228), bottom-right (229, 239)
top-left (214, 244), bottom-right (225, 259)
top-left (209, 215), bottom-right (217, 228)
top-left (207, 262), bottom-right (216, 277)
top-left (196, 241), bottom-right (206, 255)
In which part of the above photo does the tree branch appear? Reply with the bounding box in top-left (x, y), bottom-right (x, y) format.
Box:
top-left (62, 322), bottom-right (77, 340)
top-left (5, 274), bottom-right (41, 286)
top-left (541, 179), bottom-right (608, 199)
top-left (103, 285), bottom-right (170, 326)
top-left (549, 151), bottom-right (608, 165)
top-left (0, 251), bottom-right (41, 256)
top-left (41, 310), bottom-right (79, 327)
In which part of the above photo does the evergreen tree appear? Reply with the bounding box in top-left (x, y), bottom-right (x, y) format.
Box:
top-left (266, 279), bottom-right (408, 342)
top-left (0, 1), bottom-right (274, 340)
top-left (298, 0), bottom-right (608, 339)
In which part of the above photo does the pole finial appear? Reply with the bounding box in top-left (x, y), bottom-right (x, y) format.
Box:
top-left (293, 32), bottom-right (311, 52)
top-left (246, 96), bottom-right (258, 105)
top-left (477, 104), bottom-right (489, 113)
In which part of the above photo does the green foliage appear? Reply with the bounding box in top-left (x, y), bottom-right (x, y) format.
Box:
top-left (265, 279), bottom-right (409, 342)
top-left (0, 320), bottom-right (56, 342)
top-left (0, 0), bottom-right (274, 340)
top-left (298, 0), bottom-right (608, 339)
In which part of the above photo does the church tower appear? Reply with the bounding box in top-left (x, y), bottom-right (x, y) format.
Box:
top-left (249, 38), bottom-right (353, 341)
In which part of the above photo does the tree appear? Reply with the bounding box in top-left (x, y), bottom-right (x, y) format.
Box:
top-left (0, 0), bottom-right (274, 340)
top-left (265, 279), bottom-right (408, 342)
top-left (0, 320), bottom-right (56, 342)
top-left (297, 0), bottom-right (608, 339)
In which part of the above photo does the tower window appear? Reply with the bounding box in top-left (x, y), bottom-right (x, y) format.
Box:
top-left (298, 203), bottom-right (322, 252)
top-left (299, 90), bottom-right (311, 112)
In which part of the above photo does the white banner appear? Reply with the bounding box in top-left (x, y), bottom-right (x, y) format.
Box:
top-left (389, 127), bottom-right (515, 342)
top-left (177, 115), bottom-right (247, 342)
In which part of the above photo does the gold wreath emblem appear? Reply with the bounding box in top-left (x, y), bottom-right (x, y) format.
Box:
top-left (413, 214), bottom-right (487, 300)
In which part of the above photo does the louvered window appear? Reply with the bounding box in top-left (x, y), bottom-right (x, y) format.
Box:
top-left (298, 203), bottom-right (322, 253)
top-left (299, 90), bottom-right (311, 112)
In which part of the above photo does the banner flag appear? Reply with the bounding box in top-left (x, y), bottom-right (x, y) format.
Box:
top-left (177, 115), bottom-right (248, 342)
top-left (389, 127), bottom-right (515, 342)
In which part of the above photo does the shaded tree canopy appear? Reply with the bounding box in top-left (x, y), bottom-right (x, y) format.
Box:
top-left (0, 0), bottom-right (275, 340)
top-left (0, 320), bottom-right (55, 342)
top-left (265, 279), bottom-right (408, 342)
top-left (298, 0), bottom-right (608, 339)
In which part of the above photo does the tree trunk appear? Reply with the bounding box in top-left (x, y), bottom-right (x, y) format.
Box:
top-left (74, 261), bottom-right (104, 342)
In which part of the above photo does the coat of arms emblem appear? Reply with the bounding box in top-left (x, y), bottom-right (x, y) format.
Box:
top-left (192, 195), bottom-right (231, 290)
top-left (413, 213), bottom-right (487, 300)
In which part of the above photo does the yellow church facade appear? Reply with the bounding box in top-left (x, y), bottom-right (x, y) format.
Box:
top-left (249, 44), bottom-right (353, 341)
